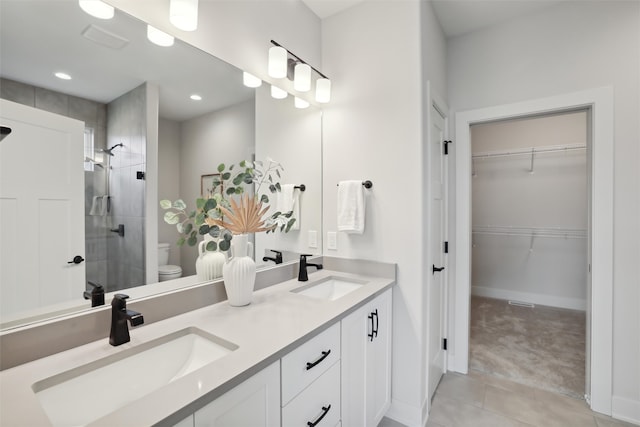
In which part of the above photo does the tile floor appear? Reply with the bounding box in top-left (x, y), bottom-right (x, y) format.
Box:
top-left (378, 370), bottom-right (637, 427)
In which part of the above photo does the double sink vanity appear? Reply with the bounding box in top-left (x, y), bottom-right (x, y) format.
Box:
top-left (0, 257), bottom-right (395, 427)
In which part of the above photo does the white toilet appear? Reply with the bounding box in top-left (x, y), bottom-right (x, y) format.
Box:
top-left (158, 242), bottom-right (182, 282)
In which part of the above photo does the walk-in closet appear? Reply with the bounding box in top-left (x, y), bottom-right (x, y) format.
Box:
top-left (469, 110), bottom-right (588, 399)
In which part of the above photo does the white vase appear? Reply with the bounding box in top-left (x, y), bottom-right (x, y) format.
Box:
top-left (195, 239), bottom-right (226, 281)
top-left (222, 234), bottom-right (256, 306)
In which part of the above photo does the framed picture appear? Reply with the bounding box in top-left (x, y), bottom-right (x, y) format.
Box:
top-left (201, 173), bottom-right (223, 198)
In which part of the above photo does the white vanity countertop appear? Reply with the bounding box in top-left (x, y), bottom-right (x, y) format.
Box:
top-left (0, 269), bottom-right (394, 427)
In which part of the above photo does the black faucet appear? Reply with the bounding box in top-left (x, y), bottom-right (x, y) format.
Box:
top-left (298, 254), bottom-right (323, 281)
top-left (83, 281), bottom-right (105, 307)
top-left (262, 249), bottom-right (283, 265)
top-left (109, 294), bottom-right (144, 346)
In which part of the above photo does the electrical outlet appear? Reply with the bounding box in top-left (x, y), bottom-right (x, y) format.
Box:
top-left (308, 230), bottom-right (318, 248)
top-left (327, 231), bottom-right (337, 250)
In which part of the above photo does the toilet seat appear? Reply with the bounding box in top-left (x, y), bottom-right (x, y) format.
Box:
top-left (159, 265), bottom-right (182, 275)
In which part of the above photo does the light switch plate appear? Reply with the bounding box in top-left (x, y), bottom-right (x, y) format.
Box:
top-left (308, 230), bottom-right (318, 248)
top-left (327, 231), bottom-right (337, 250)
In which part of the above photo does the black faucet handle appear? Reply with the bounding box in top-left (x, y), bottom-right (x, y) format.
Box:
top-left (112, 294), bottom-right (129, 309)
top-left (270, 249), bottom-right (283, 255)
top-left (114, 293), bottom-right (129, 300)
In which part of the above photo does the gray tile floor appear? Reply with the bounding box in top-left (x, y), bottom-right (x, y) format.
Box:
top-left (378, 370), bottom-right (637, 427)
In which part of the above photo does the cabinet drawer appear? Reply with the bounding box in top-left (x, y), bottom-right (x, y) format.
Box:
top-left (282, 361), bottom-right (341, 427)
top-left (281, 322), bottom-right (340, 405)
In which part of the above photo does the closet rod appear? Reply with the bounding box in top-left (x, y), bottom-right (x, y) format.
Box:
top-left (472, 225), bottom-right (587, 239)
top-left (472, 143), bottom-right (586, 159)
top-left (472, 230), bottom-right (587, 239)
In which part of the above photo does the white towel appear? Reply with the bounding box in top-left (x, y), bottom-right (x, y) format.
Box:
top-left (278, 184), bottom-right (300, 230)
top-left (89, 195), bottom-right (108, 216)
top-left (337, 180), bottom-right (365, 234)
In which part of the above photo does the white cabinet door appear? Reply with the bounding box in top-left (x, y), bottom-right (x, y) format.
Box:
top-left (341, 289), bottom-right (392, 427)
top-left (194, 361), bottom-right (280, 427)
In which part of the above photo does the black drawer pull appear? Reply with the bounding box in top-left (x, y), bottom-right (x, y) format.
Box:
top-left (307, 404), bottom-right (331, 427)
top-left (306, 350), bottom-right (331, 370)
top-left (368, 309), bottom-right (379, 341)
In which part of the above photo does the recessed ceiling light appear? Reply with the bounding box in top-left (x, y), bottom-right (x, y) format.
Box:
top-left (54, 72), bottom-right (72, 80)
top-left (190, 94), bottom-right (202, 101)
top-left (78, 0), bottom-right (114, 20)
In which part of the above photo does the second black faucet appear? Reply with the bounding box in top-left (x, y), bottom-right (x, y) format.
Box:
top-left (298, 254), bottom-right (323, 281)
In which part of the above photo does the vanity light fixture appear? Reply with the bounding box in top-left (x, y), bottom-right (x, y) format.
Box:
top-left (147, 25), bottom-right (174, 47)
top-left (170, 0), bottom-right (199, 32)
top-left (243, 72), bottom-right (262, 88)
top-left (190, 94), bottom-right (202, 101)
top-left (268, 46), bottom-right (288, 78)
top-left (294, 97), bottom-right (310, 109)
top-left (269, 40), bottom-right (331, 103)
top-left (54, 72), bottom-right (72, 80)
top-left (78, 0), bottom-right (114, 19)
top-left (315, 78), bottom-right (331, 103)
top-left (270, 85), bottom-right (288, 100)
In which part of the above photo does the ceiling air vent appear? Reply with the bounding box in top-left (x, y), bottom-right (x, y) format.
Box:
top-left (81, 24), bottom-right (129, 49)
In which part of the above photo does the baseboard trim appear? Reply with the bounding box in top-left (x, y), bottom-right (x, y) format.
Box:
top-left (385, 398), bottom-right (421, 427)
top-left (611, 395), bottom-right (640, 425)
top-left (472, 285), bottom-right (586, 311)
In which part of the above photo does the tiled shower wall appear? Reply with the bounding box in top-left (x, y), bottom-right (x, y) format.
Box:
top-left (106, 83), bottom-right (147, 291)
top-left (0, 78), bottom-right (109, 293)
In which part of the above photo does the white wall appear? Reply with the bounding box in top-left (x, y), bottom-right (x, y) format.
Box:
top-left (178, 100), bottom-right (255, 276)
top-left (322, 1), bottom-right (446, 424)
top-left (254, 85), bottom-right (323, 266)
top-left (158, 118), bottom-right (181, 267)
top-left (471, 112), bottom-right (588, 310)
top-left (447, 1), bottom-right (640, 422)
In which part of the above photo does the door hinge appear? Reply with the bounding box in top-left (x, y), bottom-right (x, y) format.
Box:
top-left (444, 241), bottom-right (449, 254)
top-left (443, 338), bottom-right (448, 351)
top-left (443, 140), bottom-right (452, 155)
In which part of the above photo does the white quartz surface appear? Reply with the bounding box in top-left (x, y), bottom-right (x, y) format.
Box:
top-left (0, 269), bottom-right (393, 427)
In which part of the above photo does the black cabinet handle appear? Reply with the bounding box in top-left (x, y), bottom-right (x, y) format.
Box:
top-left (368, 309), bottom-right (379, 342)
top-left (67, 255), bottom-right (85, 264)
top-left (432, 264), bottom-right (445, 274)
top-left (307, 404), bottom-right (331, 427)
top-left (306, 350), bottom-right (331, 370)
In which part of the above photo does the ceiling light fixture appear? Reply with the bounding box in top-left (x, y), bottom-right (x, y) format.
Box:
top-left (243, 72), bottom-right (262, 88)
top-left (190, 94), bottom-right (202, 101)
top-left (147, 25), bottom-right (174, 47)
top-left (269, 40), bottom-right (331, 103)
top-left (170, 0), bottom-right (199, 32)
top-left (54, 72), bottom-right (72, 80)
top-left (78, 0), bottom-right (114, 19)
top-left (270, 85), bottom-right (288, 100)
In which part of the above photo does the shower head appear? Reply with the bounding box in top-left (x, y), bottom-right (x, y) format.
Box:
top-left (100, 143), bottom-right (124, 156)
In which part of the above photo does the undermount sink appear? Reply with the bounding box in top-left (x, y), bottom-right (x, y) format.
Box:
top-left (292, 276), bottom-right (366, 301)
top-left (33, 327), bottom-right (237, 426)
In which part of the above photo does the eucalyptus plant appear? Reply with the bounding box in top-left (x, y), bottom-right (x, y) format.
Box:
top-left (160, 158), bottom-right (296, 252)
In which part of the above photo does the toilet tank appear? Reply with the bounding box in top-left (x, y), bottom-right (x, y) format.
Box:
top-left (158, 242), bottom-right (170, 266)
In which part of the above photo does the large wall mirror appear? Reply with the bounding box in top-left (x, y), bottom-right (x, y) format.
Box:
top-left (0, 1), bottom-right (322, 330)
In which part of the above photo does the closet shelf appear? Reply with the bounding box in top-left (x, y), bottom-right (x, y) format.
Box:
top-left (472, 143), bottom-right (586, 160)
top-left (472, 225), bottom-right (587, 239)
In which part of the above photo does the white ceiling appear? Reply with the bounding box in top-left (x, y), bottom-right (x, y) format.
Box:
top-left (302, 0), bottom-right (564, 38)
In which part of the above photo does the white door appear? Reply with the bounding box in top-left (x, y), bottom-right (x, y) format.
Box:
top-left (0, 100), bottom-right (85, 318)
top-left (427, 103), bottom-right (447, 401)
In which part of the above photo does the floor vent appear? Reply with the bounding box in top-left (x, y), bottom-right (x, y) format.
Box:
top-left (508, 300), bottom-right (535, 308)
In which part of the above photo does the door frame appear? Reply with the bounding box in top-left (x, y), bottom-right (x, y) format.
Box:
top-left (451, 87), bottom-right (613, 414)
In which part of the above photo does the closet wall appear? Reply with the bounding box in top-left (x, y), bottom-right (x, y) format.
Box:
top-left (471, 111), bottom-right (588, 310)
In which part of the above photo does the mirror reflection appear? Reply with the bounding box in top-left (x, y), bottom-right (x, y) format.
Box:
top-left (0, 1), bottom-right (322, 329)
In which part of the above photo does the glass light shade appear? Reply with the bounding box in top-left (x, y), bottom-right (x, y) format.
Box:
top-left (54, 72), bottom-right (72, 80)
top-left (170, 0), bottom-right (198, 31)
top-left (294, 63), bottom-right (311, 92)
top-left (243, 72), bottom-right (262, 88)
top-left (147, 25), bottom-right (174, 47)
top-left (268, 46), bottom-right (288, 78)
top-left (294, 97), bottom-right (310, 109)
top-left (78, 0), bottom-right (114, 19)
top-left (271, 85), bottom-right (288, 100)
top-left (315, 78), bottom-right (331, 103)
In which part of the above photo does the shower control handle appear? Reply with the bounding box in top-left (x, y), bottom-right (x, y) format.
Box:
top-left (432, 265), bottom-right (445, 274)
top-left (68, 255), bottom-right (85, 264)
